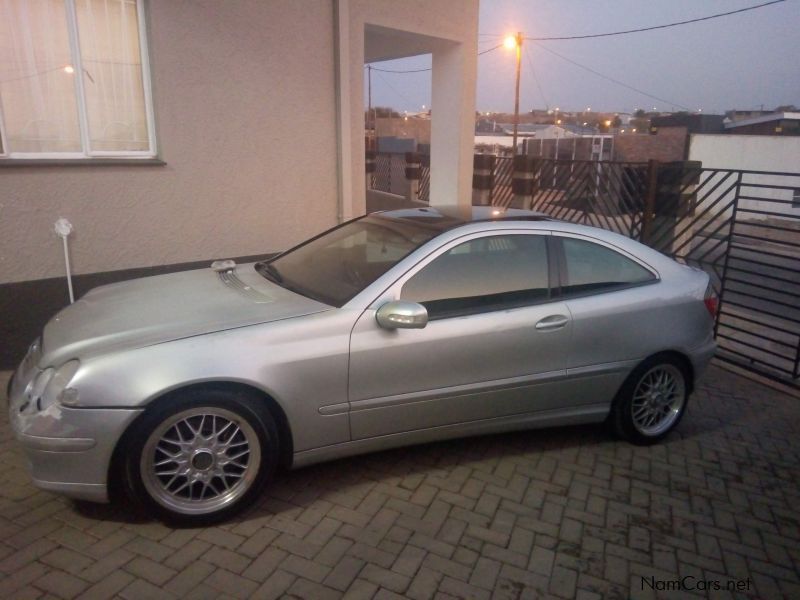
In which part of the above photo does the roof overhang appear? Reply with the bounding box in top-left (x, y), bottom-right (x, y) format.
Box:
top-left (365, 24), bottom-right (447, 62)
top-left (725, 112), bottom-right (800, 129)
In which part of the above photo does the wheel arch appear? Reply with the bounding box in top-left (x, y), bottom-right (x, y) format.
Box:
top-left (107, 380), bottom-right (294, 502)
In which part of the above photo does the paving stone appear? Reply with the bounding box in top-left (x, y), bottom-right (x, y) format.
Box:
top-left (250, 569), bottom-right (295, 600)
top-left (205, 567), bottom-right (259, 599)
top-left (75, 570), bottom-right (134, 600)
top-left (119, 578), bottom-right (176, 600)
top-left (323, 556), bottom-right (364, 591)
top-left (241, 548), bottom-right (287, 583)
top-left (341, 578), bottom-right (378, 599)
top-left (124, 555), bottom-right (177, 586)
top-left (360, 563), bottom-right (411, 593)
top-left (34, 569), bottom-right (89, 599)
top-left (280, 553), bottom-right (331, 583)
top-left (164, 561), bottom-right (216, 597)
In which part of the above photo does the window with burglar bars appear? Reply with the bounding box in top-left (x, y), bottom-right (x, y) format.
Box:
top-left (0, 0), bottom-right (156, 159)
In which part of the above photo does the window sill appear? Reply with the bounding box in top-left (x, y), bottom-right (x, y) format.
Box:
top-left (0, 157), bottom-right (166, 167)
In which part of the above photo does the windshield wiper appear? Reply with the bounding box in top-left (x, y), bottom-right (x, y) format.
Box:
top-left (255, 261), bottom-right (283, 283)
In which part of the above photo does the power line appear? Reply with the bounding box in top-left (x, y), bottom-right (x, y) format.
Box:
top-left (526, 0), bottom-right (785, 41)
top-left (523, 46), bottom-right (549, 110)
top-left (479, 44), bottom-right (503, 55)
top-left (531, 41), bottom-right (690, 111)
top-left (372, 70), bottom-right (417, 107)
top-left (367, 44), bottom-right (502, 74)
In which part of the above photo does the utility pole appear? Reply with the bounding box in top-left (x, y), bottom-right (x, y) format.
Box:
top-left (511, 32), bottom-right (523, 158)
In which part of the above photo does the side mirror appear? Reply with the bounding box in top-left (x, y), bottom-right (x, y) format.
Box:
top-left (376, 300), bottom-right (428, 330)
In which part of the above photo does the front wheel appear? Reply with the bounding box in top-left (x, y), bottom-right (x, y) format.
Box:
top-left (123, 390), bottom-right (278, 525)
top-left (611, 356), bottom-right (689, 445)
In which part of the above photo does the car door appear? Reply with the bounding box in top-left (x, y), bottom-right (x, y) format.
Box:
top-left (347, 230), bottom-right (574, 440)
top-left (553, 233), bottom-right (660, 401)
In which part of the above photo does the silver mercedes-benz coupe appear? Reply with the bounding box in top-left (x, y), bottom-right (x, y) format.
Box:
top-left (8, 206), bottom-right (716, 523)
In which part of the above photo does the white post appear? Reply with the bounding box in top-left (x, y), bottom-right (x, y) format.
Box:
top-left (54, 218), bottom-right (75, 303)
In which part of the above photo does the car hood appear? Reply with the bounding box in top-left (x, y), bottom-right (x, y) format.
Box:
top-left (40, 263), bottom-right (331, 366)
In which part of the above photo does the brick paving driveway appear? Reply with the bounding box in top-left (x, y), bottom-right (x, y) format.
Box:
top-left (0, 365), bottom-right (798, 600)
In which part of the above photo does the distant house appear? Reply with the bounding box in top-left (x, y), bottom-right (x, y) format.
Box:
top-left (723, 112), bottom-right (800, 136)
top-left (614, 113), bottom-right (725, 162)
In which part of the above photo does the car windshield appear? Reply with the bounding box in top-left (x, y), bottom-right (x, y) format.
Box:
top-left (255, 215), bottom-right (439, 307)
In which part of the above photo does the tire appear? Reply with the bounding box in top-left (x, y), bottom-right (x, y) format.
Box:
top-left (611, 355), bottom-right (690, 445)
top-left (123, 389), bottom-right (279, 525)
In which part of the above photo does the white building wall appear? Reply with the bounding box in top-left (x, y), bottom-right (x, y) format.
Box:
top-left (689, 134), bottom-right (800, 218)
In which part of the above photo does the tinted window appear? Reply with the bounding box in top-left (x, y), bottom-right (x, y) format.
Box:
top-left (401, 235), bottom-right (550, 318)
top-left (561, 237), bottom-right (655, 296)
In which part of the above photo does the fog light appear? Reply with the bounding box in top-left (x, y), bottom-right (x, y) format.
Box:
top-left (59, 388), bottom-right (80, 406)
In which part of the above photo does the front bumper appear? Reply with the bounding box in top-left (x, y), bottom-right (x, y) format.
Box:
top-left (8, 362), bottom-right (142, 503)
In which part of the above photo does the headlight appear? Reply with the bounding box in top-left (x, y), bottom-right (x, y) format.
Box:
top-left (40, 360), bottom-right (81, 410)
top-left (23, 337), bottom-right (42, 371)
top-left (29, 368), bottom-right (54, 404)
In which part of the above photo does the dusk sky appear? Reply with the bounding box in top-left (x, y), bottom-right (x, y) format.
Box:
top-left (367, 0), bottom-right (800, 115)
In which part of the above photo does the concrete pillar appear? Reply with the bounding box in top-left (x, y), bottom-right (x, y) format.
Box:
top-left (405, 152), bottom-right (421, 203)
top-left (512, 155), bottom-right (537, 210)
top-left (472, 154), bottom-right (494, 205)
top-left (430, 39), bottom-right (477, 207)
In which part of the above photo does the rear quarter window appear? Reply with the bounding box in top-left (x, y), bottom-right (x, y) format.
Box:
top-left (561, 237), bottom-right (655, 296)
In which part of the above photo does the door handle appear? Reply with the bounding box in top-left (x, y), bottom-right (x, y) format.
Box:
top-left (535, 315), bottom-right (569, 331)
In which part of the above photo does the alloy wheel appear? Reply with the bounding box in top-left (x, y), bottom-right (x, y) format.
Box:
top-left (630, 364), bottom-right (686, 437)
top-left (140, 407), bottom-right (262, 515)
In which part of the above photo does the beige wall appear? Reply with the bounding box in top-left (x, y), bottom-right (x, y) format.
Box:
top-left (1, 0), bottom-right (340, 284)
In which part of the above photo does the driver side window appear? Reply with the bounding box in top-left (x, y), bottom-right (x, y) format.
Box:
top-left (401, 234), bottom-right (551, 319)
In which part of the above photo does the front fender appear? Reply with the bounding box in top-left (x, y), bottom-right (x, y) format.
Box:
top-left (68, 310), bottom-right (358, 452)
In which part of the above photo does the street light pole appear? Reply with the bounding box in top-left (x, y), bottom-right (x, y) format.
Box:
top-left (511, 32), bottom-right (523, 158)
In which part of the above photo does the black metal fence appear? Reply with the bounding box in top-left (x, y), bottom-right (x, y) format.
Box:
top-left (374, 153), bottom-right (409, 197)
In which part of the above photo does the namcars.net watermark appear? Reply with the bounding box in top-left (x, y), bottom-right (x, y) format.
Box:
top-left (641, 575), bottom-right (753, 593)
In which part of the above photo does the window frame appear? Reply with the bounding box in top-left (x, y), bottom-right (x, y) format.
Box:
top-left (552, 233), bottom-right (660, 300)
top-left (0, 0), bottom-right (157, 160)
top-left (394, 230), bottom-right (558, 321)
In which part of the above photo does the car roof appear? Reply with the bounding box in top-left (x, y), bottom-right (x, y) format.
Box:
top-left (371, 204), bottom-right (677, 271)
top-left (372, 205), bottom-right (551, 232)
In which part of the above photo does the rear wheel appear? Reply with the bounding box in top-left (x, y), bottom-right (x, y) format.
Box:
top-left (611, 356), bottom-right (689, 445)
top-left (123, 390), bottom-right (278, 525)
